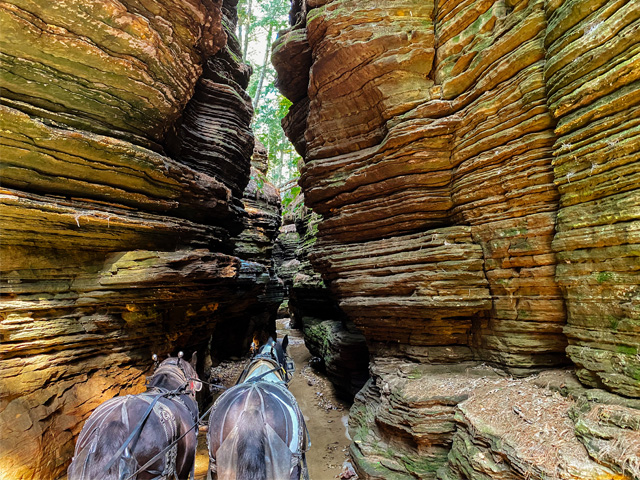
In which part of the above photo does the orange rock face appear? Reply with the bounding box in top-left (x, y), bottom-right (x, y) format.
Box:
top-left (276, 0), bottom-right (569, 371)
top-left (274, 0), bottom-right (639, 476)
top-left (544, 0), bottom-right (640, 398)
top-left (0, 1), bottom-right (266, 479)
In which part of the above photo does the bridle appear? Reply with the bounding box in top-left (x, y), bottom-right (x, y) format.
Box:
top-left (149, 352), bottom-right (202, 394)
top-left (246, 341), bottom-right (295, 384)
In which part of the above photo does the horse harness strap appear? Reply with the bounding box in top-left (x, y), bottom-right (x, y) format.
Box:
top-left (102, 392), bottom-right (165, 475)
top-left (304, 455), bottom-right (310, 480)
top-left (104, 361), bottom-right (191, 475)
top-left (211, 381), bottom-right (310, 480)
top-left (138, 394), bottom-right (180, 479)
top-left (102, 381), bottom-right (189, 478)
top-left (245, 364), bottom-right (287, 383)
top-left (124, 401), bottom-right (216, 480)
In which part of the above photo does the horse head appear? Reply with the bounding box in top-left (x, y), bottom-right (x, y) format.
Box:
top-left (148, 351), bottom-right (202, 395)
top-left (69, 351), bottom-right (201, 480)
top-left (257, 335), bottom-right (289, 366)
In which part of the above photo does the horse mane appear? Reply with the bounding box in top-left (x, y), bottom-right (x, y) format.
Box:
top-left (236, 409), bottom-right (266, 480)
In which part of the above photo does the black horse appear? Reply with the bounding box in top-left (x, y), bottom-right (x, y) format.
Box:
top-left (207, 336), bottom-right (309, 480)
top-left (68, 352), bottom-right (202, 480)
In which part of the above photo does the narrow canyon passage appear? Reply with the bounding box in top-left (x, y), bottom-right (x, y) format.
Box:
top-left (1, 0), bottom-right (639, 479)
top-left (193, 320), bottom-right (352, 480)
top-left (280, 319), bottom-right (353, 478)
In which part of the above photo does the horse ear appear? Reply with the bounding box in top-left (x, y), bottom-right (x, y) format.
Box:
top-left (190, 351), bottom-right (197, 369)
top-left (282, 335), bottom-right (289, 353)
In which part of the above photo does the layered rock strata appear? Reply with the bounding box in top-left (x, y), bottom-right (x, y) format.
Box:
top-left (349, 359), bottom-right (502, 480)
top-left (0, 0), bottom-right (261, 478)
top-left (312, 226), bottom-right (492, 363)
top-left (274, 188), bottom-right (369, 398)
top-left (276, 0), bottom-right (569, 373)
top-left (0, 0), bottom-right (225, 146)
top-left (233, 141), bottom-right (282, 267)
top-left (439, 380), bottom-right (626, 480)
top-left (0, 250), bottom-right (270, 480)
top-left (274, 0), bottom-right (640, 476)
top-left (544, 0), bottom-right (640, 397)
top-left (351, 361), bottom-right (632, 480)
top-left (212, 140), bottom-right (285, 358)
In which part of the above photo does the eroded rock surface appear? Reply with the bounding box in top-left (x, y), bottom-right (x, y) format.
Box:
top-left (350, 362), bottom-right (632, 480)
top-left (0, 0), bottom-right (262, 478)
top-left (234, 141), bottom-right (282, 267)
top-left (274, 188), bottom-right (369, 398)
top-left (544, 0), bottom-right (640, 398)
top-left (212, 140), bottom-right (286, 358)
top-left (274, 0), bottom-right (640, 476)
top-left (276, 0), bottom-right (569, 374)
top-left (0, 0), bottom-right (225, 144)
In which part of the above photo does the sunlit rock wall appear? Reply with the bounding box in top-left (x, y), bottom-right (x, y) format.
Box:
top-left (544, 0), bottom-right (640, 398)
top-left (0, 0), bottom-right (261, 478)
top-left (276, 0), bottom-right (566, 371)
top-left (274, 0), bottom-right (640, 477)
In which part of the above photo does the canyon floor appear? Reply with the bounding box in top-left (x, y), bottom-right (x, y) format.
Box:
top-left (194, 318), bottom-right (354, 480)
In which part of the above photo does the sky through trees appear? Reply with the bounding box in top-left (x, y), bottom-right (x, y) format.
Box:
top-left (237, 0), bottom-right (301, 188)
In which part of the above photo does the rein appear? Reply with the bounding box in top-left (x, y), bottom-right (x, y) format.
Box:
top-left (245, 364), bottom-right (287, 383)
top-left (101, 383), bottom-right (187, 476)
top-left (122, 402), bottom-right (216, 480)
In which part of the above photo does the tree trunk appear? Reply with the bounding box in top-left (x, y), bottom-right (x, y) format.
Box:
top-left (252, 24), bottom-right (274, 110)
top-left (242, 0), bottom-right (253, 63)
top-left (277, 147), bottom-right (284, 185)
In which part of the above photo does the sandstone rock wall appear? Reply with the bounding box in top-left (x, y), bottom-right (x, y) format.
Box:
top-left (274, 188), bottom-right (369, 398)
top-left (275, 0), bottom-right (570, 374)
top-left (544, 0), bottom-right (640, 398)
top-left (274, 0), bottom-right (639, 395)
top-left (0, 1), bottom-right (263, 478)
top-left (212, 140), bottom-right (285, 359)
top-left (350, 362), bottom-right (637, 480)
top-left (273, 0), bottom-right (640, 477)
top-left (234, 141), bottom-right (282, 267)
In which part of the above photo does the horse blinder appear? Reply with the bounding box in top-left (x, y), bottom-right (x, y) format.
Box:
top-left (285, 358), bottom-right (295, 374)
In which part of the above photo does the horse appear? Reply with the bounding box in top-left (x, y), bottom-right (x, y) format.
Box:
top-left (207, 335), bottom-right (310, 480)
top-left (68, 352), bottom-right (202, 480)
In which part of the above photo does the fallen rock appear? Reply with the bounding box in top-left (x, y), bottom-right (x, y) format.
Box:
top-left (349, 359), bottom-right (504, 480)
top-left (572, 401), bottom-right (640, 478)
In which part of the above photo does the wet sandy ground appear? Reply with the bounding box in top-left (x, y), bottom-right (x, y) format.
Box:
top-left (194, 319), bottom-right (353, 479)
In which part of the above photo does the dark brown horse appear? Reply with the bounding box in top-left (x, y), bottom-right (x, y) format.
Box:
top-left (207, 336), bottom-right (309, 480)
top-left (68, 353), bottom-right (201, 480)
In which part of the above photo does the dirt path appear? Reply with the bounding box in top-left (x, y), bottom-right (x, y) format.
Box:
top-left (194, 319), bottom-right (353, 479)
top-left (284, 321), bottom-right (352, 479)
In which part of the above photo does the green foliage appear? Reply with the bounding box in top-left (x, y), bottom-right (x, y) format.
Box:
top-left (250, 170), bottom-right (266, 192)
top-left (617, 345), bottom-right (638, 355)
top-left (282, 186), bottom-right (301, 208)
top-left (596, 271), bottom-right (614, 283)
top-left (255, 94), bottom-right (300, 187)
top-left (237, 0), bottom-right (301, 188)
